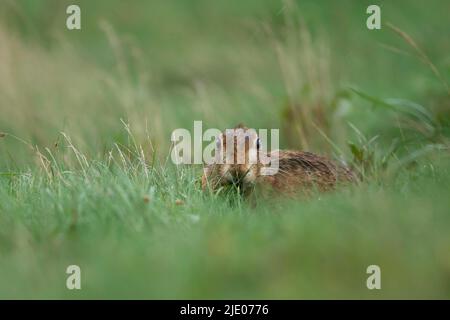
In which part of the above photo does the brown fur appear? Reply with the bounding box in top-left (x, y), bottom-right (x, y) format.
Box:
top-left (202, 126), bottom-right (356, 197)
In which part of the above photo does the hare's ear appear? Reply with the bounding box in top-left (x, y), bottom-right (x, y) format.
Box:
top-left (234, 123), bottom-right (247, 129)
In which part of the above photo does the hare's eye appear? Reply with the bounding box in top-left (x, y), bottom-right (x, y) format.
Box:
top-left (256, 138), bottom-right (260, 150)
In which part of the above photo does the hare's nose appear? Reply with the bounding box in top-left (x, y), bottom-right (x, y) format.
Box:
top-left (234, 165), bottom-right (249, 179)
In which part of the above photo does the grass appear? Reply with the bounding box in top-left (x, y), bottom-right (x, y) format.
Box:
top-left (1, 150), bottom-right (449, 299)
top-left (0, 0), bottom-right (450, 299)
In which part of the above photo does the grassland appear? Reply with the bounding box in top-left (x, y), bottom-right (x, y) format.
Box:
top-left (0, 0), bottom-right (449, 299)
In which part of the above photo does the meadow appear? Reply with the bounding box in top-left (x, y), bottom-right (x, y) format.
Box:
top-left (0, 0), bottom-right (449, 299)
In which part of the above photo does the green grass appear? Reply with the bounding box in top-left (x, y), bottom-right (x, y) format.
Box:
top-left (0, 0), bottom-right (450, 299)
top-left (1, 154), bottom-right (449, 299)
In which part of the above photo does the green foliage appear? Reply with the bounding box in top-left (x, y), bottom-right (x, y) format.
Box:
top-left (0, 0), bottom-right (449, 299)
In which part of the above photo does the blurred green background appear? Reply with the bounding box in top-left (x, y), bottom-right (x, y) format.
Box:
top-left (1, 0), bottom-right (449, 160)
top-left (0, 0), bottom-right (449, 299)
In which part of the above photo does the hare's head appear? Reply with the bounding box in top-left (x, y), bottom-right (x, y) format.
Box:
top-left (214, 124), bottom-right (262, 188)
